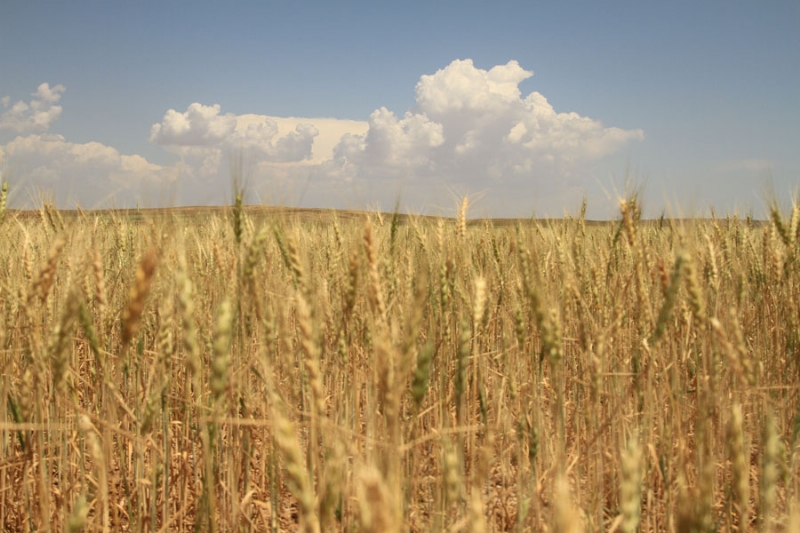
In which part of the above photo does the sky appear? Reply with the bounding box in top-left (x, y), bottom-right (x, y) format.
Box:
top-left (1, 2), bottom-right (798, 218)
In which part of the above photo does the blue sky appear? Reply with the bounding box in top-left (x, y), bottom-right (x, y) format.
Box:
top-left (1, 1), bottom-right (798, 217)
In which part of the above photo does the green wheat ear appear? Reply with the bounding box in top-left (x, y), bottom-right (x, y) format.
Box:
top-left (210, 297), bottom-right (233, 402)
top-left (411, 339), bottom-right (434, 406)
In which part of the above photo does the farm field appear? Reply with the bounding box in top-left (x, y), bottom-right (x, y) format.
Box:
top-left (1, 193), bottom-right (799, 532)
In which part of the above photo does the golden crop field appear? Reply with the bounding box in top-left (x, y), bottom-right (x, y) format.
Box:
top-left (1, 188), bottom-right (799, 532)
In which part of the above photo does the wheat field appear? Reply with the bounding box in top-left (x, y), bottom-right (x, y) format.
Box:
top-left (1, 187), bottom-right (799, 532)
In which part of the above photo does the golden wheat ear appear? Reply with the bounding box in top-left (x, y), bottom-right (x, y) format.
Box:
top-left (121, 248), bottom-right (157, 346)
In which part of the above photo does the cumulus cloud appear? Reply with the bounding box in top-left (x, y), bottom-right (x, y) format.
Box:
top-left (240, 115), bottom-right (367, 165)
top-left (231, 119), bottom-right (319, 162)
top-left (149, 103), bottom-right (236, 146)
top-left (0, 134), bottom-right (170, 207)
top-left (150, 104), bottom-right (319, 163)
top-left (353, 107), bottom-right (444, 168)
top-left (0, 83), bottom-right (65, 132)
top-left (416, 59), bottom-right (530, 116)
top-left (329, 59), bottom-right (644, 196)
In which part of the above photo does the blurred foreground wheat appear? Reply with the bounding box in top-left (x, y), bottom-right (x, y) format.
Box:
top-left (1, 191), bottom-right (800, 532)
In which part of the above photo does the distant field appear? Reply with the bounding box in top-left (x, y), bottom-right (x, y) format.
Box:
top-left (0, 196), bottom-right (795, 532)
top-left (6, 203), bottom-right (767, 227)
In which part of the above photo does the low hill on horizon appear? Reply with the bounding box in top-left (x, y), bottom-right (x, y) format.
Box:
top-left (4, 204), bottom-right (766, 226)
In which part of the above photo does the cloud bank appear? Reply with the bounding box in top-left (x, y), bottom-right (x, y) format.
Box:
top-left (0, 133), bottom-right (171, 207)
top-left (144, 60), bottom-right (644, 211)
top-left (1, 60), bottom-right (644, 213)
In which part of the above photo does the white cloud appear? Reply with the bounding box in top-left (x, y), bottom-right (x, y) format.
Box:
top-left (150, 104), bottom-right (322, 163)
top-left (415, 59), bottom-right (531, 116)
top-left (144, 111), bottom-right (367, 204)
top-left (0, 83), bottom-right (65, 132)
top-left (149, 103), bottom-right (236, 146)
top-left (230, 118), bottom-right (319, 162)
top-left (0, 134), bottom-right (170, 207)
top-left (328, 59), bottom-right (644, 200)
top-left (325, 107), bottom-right (444, 171)
top-left (238, 115), bottom-right (368, 164)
